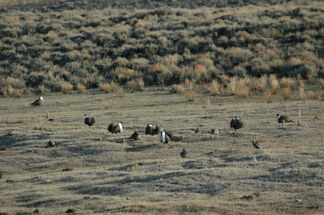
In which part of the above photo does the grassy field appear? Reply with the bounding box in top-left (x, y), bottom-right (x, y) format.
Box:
top-left (0, 88), bottom-right (323, 214)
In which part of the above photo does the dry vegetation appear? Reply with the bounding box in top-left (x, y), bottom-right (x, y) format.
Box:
top-left (0, 0), bottom-right (323, 96)
top-left (0, 89), bottom-right (324, 214)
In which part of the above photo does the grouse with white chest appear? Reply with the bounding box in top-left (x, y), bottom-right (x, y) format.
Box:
top-left (276, 114), bottom-right (294, 125)
top-left (160, 130), bottom-right (170, 144)
top-left (31, 96), bottom-right (44, 106)
top-left (108, 122), bottom-right (124, 133)
top-left (84, 114), bottom-right (95, 126)
top-left (230, 116), bottom-right (244, 131)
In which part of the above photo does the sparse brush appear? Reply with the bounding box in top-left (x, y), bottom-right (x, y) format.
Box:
top-left (184, 89), bottom-right (196, 102)
top-left (264, 90), bottom-right (272, 103)
top-left (298, 80), bottom-right (305, 100)
top-left (60, 82), bottom-right (73, 94)
top-left (116, 87), bottom-right (124, 97)
top-left (221, 75), bottom-right (230, 86)
top-left (319, 79), bottom-right (324, 89)
top-left (205, 80), bottom-right (222, 95)
top-left (126, 78), bottom-right (145, 92)
top-left (206, 98), bottom-right (211, 107)
top-left (257, 75), bottom-right (268, 92)
top-left (280, 77), bottom-right (295, 89)
top-left (281, 87), bottom-right (291, 99)
top-left (236, 78), bottom-right (250, 98)
top-left (269, 75), bottom-right (280, 94)
top-left (170, 84), bottom-right (185, 94)
top-left (77, 83), bottom-right (86, 93)
top-left (228, 76), bottom-right (238, 95)
top-left (184, 79), bottom-right (195, 90)
top-left (99, 82), bottom-right (117, 93)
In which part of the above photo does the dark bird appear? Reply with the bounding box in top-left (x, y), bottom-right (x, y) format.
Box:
top-left (276, 114), bottom-right (294, 125)
top-left (129, 131), bottom-right (139, 140)
top-left (180, 148), bottom-right (187, 158)
top-left (160, 130), bottom-right (170, 144)
top-left (230, 116), bottom-right (244, 131)
top-left (153, 125), bottom-right (161, 135)
top-left (145, 124), bottom-right (154, 135)
top-left (48, 140), bottom-right (56, 147)
top-left (108, 122), bottom-right (123, 133)
top-left (252, 140), bottom-right (260, 149)
top-left (31, 96), bottom-right (44, 106)
top-left (84, 114), bottom-right (95, 126)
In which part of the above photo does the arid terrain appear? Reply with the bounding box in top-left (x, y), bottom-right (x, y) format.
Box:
top-left (0, 88), bottom-right (323, 214)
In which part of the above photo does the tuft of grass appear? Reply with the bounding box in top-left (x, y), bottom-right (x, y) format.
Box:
top-left (298, 80), bottom-right (305, 100)
top-left (228, 76), bottom-right (237, 95)
top-left (257, 75), bottom-right (268, 92)
top-left (77, 83), bottom-right (86, 93)
top-left (281, 87), bottom-right (291, 100)
top-left (205, 80), bottom-right (222, 95)
top-left (116, 87), bottom-right (124, 97)
top-left (319, 79), bottom-right (324, 89)
top-left (264, 90), bottom-right (272, 103)
top-left (280, 77), bottom-right (295, 89)
top-left (269, 75), bottom-right (280, 94)
top-left (236, 78), bottom-right (250, 98)
top-left (60, 82), bottom-right (73, 94)
top-left (184, 89), bottom-right (196, 102)
top-left (126, 78), bottom-right (145, 92)
top-left (99, 82), bottom-right (118, 93)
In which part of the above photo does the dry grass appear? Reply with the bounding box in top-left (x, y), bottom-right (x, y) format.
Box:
top-left (116, 87), bottom-right (124, 97)
top-left (60, 82), bottom-right (73, 94)
top-left (298, 80), bottom-right (305, 100)
top-left (184, 89), bottom-right (196, 102)
top-left (281, 87), bottom-right (291, 99)
top-left (319, 79), bottom-right (324, 89)
top-left (126, 78), bottom-right (145, 92)
top-left (236, 78), bottom-right (250, 98)
top-left (269, 75), bottom-right (280, 94)
top-left (77, 83), bottom-right (86, 93)
top-left (280, 77), bottom-right (295, 89)
top-left (257, 75), bottom-right (268, 92)
top-left (204, 80), bottom-right (222, 95)
top-left (99, 82), bottom-right (118, 93)
top-left (228, 76), bottom-right (237, 95)
top-left (264, 90), bottom-right (273, 103)
top-left (0, 88), bottom-right (324, 215)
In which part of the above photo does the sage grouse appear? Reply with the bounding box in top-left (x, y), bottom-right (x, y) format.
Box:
top-left (145, 124), bottom-right (160, 135)
top-left (252, 140), bottom-right (260, 149)
top-left (230, 116), bottom-right (244, 131)
top-left (31, 96), bottom-right (44, 106)
top-left (160, 130), bottom-right (170, 144)
top-left (276, 114), bottom-right (294, 125)
top-left (84, 114), bottom-right (95, 126)
top-left (108, 122), bottom-right (123, 133)
top-left (129, 131), bottom-right (139, 140)
top-left (180, 148), bottom-right (187, 158)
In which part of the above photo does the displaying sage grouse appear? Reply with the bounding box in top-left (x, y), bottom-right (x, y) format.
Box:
top-left (108, 122), bottom-right (123, 133)
top-left (180, 148), bottom-right (187, 158)
top-left (84, 114), bottom-right (95, 126)
top-left (31, 96), bottom-right (44, 106)
top-left (276, 114), bottom-right (294, 125)
top-left (160, 130), bottom-right (170, 144)
top-left (145, 124), bottom-right (154, 135)
top-left (129, 131), bottom-right (139, 140)
top-left (145, 124), bottom-right (160, 135)
top-left (230, 116), bottom-right (244, 131)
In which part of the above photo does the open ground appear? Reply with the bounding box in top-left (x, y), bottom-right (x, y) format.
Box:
top-left (0, 88), bottom-right (324, 214)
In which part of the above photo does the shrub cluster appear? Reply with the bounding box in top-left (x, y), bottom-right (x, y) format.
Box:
top-left (0, 1), bottom-right (323, 96)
